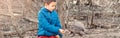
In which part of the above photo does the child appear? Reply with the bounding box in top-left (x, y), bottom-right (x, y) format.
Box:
top-left (37, 0), bottom-right (65, 38)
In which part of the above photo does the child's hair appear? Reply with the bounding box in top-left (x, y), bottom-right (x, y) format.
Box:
top-left (43, 0), bottom-right (56, 4)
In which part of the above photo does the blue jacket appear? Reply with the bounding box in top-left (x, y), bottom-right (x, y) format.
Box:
top-left (37, 7), bottom-right (62, 38)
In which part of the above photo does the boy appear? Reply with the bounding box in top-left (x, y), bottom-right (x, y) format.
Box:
top-left (37, 0), bottom-right (65, 38)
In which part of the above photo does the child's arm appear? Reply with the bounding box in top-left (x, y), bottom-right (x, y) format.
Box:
top-left (54, 11), bottom-right (62, 28)
top-left (54, 10), bottom-right (63, 38)
top-left (38, 12), bottom-right (60, 34)
top-left (55, 15), bottom-right (62, 28)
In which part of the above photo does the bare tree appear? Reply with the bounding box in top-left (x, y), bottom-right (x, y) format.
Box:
top-left (87, 0), bottom-right (97, 28)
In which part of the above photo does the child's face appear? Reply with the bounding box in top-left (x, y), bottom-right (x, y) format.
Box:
top-left (45, 2), bottom-right (56, 11)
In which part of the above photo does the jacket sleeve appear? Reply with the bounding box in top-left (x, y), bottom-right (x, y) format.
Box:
top-left (55, 15), bottom-right (62, 29)
top-left (55, 11), bottom-right (62, 29)
top-left (38, 12), bottom-right (60, 34)
top-left (54, 11), bottom-right (63, 38)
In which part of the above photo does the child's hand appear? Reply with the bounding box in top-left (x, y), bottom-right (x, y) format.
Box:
top-left (56, 35), bottom-right (60, 38)
top-left (59, 29), bottom-right (65, 34)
